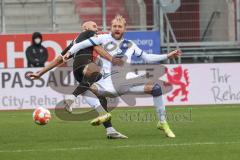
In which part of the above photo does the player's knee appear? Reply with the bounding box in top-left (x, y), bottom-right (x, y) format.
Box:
top-left (83, 63), bottom-right (101, 77)
top-left (151, 84), bottom-right (163, 97)
top-left (90, 84), bottom-right (99, 95)
top-left (83, 63), bottom-right (102, 82)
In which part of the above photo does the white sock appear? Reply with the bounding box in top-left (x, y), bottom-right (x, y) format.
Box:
top-left (82, 90), bottom-right (107, 115)
top-left (64, 94), bottom-right (79, 108)
top-left (153, 95), bottom-right (166, 123)
top-left (106, 127), bottom-right (116, 133)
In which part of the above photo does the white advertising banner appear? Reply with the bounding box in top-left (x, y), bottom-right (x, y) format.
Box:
top-left (0, 63), bottom-right (240, 110)
top-left (164, 63), bottom-right (240, 105)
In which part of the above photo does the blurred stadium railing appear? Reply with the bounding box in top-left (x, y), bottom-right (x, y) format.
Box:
top-left (161, 0), bottom-right (239, 44)
top-left (159, 0), bottom-right (240, 63)
top-left (1, 0), bottom-right (240, 63)
top-left (0, 0), bottom-right (81, 33)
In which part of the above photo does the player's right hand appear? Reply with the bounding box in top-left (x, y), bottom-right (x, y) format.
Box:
top-left (26, 72), bottom-right (41, 80)
top-left (62, 52), bottom-right (71, 62)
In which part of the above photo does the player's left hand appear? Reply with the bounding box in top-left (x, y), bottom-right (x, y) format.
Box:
top-left (112, 57), bottom-right (124, 66)
top-left (167, 49), bottom-right (182, 59)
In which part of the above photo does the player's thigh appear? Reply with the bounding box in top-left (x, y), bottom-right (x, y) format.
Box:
top-left (119, 82), bottom-right (155, 95)
top-left (91, 82), bottom-right (118, 98)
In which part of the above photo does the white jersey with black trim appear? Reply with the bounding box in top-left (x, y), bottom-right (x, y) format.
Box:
top-left (89, 33), bottom-right (144, 74)
top-left (68, 33), bottom-right (168, 74)
top-left (68, 33), bottom-right (169, 96)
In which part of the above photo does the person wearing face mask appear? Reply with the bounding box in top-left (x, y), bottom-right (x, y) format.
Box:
top-left (25, 32), bottom-right (48, 67)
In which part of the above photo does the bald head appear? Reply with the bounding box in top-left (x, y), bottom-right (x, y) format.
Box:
top-left (81, 21), bottom-right (98, 32)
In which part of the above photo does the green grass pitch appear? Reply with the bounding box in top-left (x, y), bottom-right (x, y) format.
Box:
top-left (0, 105), bottom-right (240, 160)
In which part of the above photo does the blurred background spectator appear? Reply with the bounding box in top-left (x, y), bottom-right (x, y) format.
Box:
top-left (25, 32), bottom-right (48, 67)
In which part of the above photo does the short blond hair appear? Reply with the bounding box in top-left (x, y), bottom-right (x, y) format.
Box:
top-left (111, 14), bottom-right (126, 26)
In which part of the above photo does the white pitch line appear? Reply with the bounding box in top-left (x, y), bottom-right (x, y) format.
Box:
top-left (0, 141), bottom-right (240, 153)
top-left (1, 105), bottom-right (240, 116)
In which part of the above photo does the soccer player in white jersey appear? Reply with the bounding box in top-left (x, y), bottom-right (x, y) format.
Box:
top-left (64, 15), bottom-right (181, 138)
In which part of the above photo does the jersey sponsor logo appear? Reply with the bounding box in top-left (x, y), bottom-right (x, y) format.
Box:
top-left (165, 66), bottom-right (190, 102)
top-left (103, 40), bottom-right (133, 53)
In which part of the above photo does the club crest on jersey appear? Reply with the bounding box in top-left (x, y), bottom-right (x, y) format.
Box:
top-left (120, 40), bottom-right (132, 49)
top-left (121, 41), bottom-right (130, 49)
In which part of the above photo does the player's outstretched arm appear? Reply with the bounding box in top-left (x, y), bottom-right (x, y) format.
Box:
top-left (139, 50), bottom-right (181, 63)
top-left (93, 46), bottom-right (123, 66)
top-left (131, 40), bottom-right (181, 63)
top-left (62, 40), bottom-right (95, 61)
top-left (62, 35), bottom-right (109, 61)
top-left (27, 55), bottom-right (64, 80)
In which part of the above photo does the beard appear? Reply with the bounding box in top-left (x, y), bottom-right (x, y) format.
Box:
top-left (112, 32), bottom-right (124, 40)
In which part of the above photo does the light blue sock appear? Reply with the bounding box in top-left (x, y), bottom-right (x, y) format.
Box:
top-left (153, 95), bottom-right (166, 122)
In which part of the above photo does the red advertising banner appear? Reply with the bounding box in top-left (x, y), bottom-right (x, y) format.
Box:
top-left (0, 31), bottom-right (161, 68)
top-left (0, 33), bottom-right (78, 68)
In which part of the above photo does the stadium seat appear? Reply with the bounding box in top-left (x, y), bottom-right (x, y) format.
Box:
top-left (74, 0), bottom-right (129, 27)
top-left (4, 0), bottom-right (80, 33)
